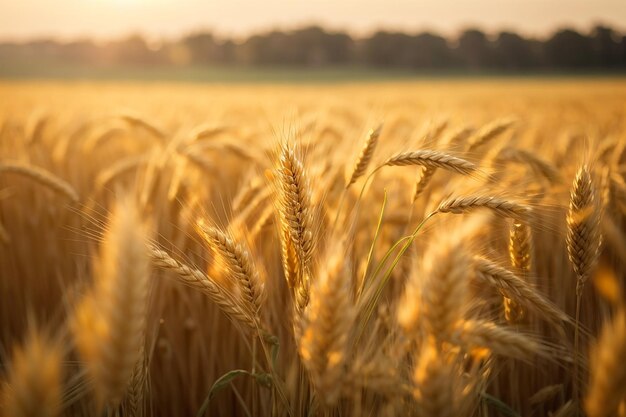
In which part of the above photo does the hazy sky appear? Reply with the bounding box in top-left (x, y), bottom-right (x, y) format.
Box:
top-left (1, 0), bottom-right (625, 41)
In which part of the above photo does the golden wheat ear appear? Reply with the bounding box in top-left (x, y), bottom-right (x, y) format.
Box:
top-left (72, 197), bottom-right (151, 411)
top-left (585, 309), bottom-right (626, 417)
top-left (1, 328), bottom-right (63, 417)
top-left (196, 223), bottom-right (265, 316)
top-left (504, 221), bottom-right (534, 323)
top-left (274, 141), bottom-right (316, 313)
top-left (346, 123), bottom-right (382, 188)
top-left (149, 244), bottom-right (259, 331)
top-left (436, 195), bottom-right (531, 223)
top-left (0, 162), bottom-right (79, 203)
top-left (299, 247), bottom-right (354, 406)
top-left (567, 165), bottom-right (602, 289)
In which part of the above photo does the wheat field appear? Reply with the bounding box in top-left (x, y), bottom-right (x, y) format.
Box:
top-left (0, 79), bottom-right (625, 417)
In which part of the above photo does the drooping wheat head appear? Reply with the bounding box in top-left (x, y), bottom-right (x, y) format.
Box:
top-left (346, 124), bottom-right (382, 188)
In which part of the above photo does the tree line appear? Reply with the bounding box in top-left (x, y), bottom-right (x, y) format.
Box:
top-left (1, 25), bottom-right (625, 71)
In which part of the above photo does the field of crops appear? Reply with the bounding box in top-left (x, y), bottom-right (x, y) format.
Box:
top-left (0, 79), bottom-right (625, 417)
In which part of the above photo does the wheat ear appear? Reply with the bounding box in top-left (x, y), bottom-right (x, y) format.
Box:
top-left (346, 124), bottom-right (382, 188)
top-left (453, 319), bottom-right (546, 360)
top-left (119, 113), bottom-right (166, 141)
top-left (567, 165), bottom-right (602, 405)
top-left (0, 162), bottom-right (79, 202)
top-left (567, 165), bottom-right (602, 287)
top-left (467, 118), bottom-right (515, 152)
top-left (1, 329), bottom-right (63, 417)
top-left (498, 147), bottom-right (562, 183)
top-left (149, 245), bottom-right (258, 331)
top-left (413, 166), bottom-right (437, 202)
top-left (275, 142), bottom-right (315, 312)
top-left (299, 248), bottom-right (353, 406)
top-left (400, 241), bottom-right (469, 342)
top-left (413, 343), bottom-right (460, 417)
top-left (505, 221), bottom-right (534, 323)
top-left (72, 198), bottom-right (150, 409)
top-left (197, 223), bottom-right (265, 314)
top-left (586, 310), bottom-right (626, 417)
top-left (474, 257), bottom-right (568, 326)
top-left (123, 347), bottom-right (147, 417)
top-left (436, 195), bottom-right (531, 223)
top-left (381, 150), bottom-right (477, 176)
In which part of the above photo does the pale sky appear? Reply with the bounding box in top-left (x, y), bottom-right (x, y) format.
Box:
top-left (1, 0), bottom-right (625, 41)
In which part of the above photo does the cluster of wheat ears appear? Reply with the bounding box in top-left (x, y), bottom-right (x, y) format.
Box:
top-left (0, 83), bottom-right (625, 417)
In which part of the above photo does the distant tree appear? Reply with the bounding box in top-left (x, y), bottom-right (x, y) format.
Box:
top-left (107, 35), bottom-right (162, 66)
top-left (238, 31), bottom-right (290, 65)
top-left (59, 39), bottom-right (100, 64)
top-left (2, 24), bottom-right (625, 72)
top-left (362, 31), bottom-right (411, 67)
top-left (456, 29), bottom-right (494, 69)
top-left (544, 29), bottom-right (594, 68)
top-left (182, 32), bottom-right (221, 64)
top-left (591, 25), bottom-right (621, 67)
top-left (409, 32), bottom-right (454, 68)
top-left (493, 32), bottom-right (538, 69)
